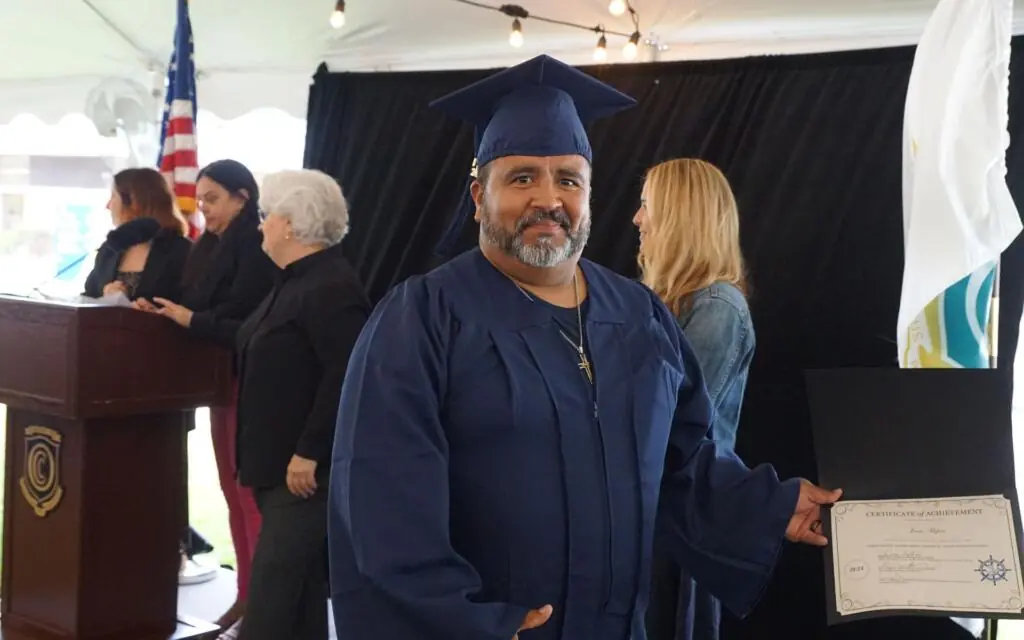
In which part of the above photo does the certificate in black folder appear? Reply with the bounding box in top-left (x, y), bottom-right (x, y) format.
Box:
top-left (805, 367), bottom-right (1024, 625)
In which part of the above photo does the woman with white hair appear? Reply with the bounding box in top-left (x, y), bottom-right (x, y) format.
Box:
top-left (227, 169), bottom-right (371, 640)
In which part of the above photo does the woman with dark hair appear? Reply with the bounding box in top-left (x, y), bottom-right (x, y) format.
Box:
top-left (137, 159), bottom-right (277, 632)
top-left (84, 167), bottom-right (191, 302)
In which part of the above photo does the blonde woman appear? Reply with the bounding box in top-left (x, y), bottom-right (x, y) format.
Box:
top-left (634, 158), bottom-right (755, 640)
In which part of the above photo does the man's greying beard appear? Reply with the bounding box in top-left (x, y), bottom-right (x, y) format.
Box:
top-left (479, 199), bottom-right (591, 268)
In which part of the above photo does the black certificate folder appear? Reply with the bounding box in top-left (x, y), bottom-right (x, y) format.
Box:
top-left (804, 367), bottom-right (1024, 624)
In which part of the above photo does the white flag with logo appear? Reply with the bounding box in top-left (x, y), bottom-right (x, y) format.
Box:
top-left (898, 0), bottom-right (1022, 367)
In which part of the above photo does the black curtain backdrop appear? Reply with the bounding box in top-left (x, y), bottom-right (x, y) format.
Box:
top-left (304, 41), bottom-right (1024, 639)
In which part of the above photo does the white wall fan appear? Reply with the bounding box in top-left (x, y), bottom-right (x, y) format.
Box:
top-left (84, 77), bottom-right (162, 170)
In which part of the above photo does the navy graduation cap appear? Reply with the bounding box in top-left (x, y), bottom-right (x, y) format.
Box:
top-left (429, 54), bottom-right (637, 255)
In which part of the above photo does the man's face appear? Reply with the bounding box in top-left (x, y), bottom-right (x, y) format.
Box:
top-left (471, 155), bottom-right (591, 268)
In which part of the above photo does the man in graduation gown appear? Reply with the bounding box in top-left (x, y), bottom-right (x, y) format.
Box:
top-left (328, 54), bottom-right (842, 640)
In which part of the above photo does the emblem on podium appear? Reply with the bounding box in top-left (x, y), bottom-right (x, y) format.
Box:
top-left (19, 426), bottom-right (64, 518)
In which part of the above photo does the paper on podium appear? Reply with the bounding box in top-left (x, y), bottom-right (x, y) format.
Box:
top-left (34, 291), bottom-right (134, 307)
top-left (94, 291), bottom-right (133, 307)
top-left (805, 368), bottom-right (1024, 624)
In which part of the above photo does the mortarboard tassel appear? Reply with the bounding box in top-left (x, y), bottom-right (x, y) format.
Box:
top-left (433, 158), bottom-right (478, 257)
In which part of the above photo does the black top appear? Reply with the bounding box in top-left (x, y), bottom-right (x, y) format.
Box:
top-left (113, 271), bottom-right (143, 298)
top-left (181, 210), bottom-right (278, 351)
top-left (234, 244), bottom-right (371, 488)
top-left (83, 217), bottom-right (192, 303)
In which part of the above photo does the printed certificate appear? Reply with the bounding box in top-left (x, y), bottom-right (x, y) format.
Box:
top-left (830, 495), bottom-right (1024, 616)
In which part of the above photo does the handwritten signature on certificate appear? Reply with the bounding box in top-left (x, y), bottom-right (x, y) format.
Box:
top-left (830, 495), bottom-right (1024, 616)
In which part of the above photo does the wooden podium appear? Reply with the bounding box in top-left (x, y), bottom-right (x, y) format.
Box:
top-left (0, 296), bottom-right (232, 640)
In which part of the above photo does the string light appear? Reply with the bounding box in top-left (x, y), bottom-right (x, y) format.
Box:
top-left (593, 32), bottom-right (607, 61)
top-left (623, 31), bottom-right (640, 60)
top-left (509, 18), bottom-right (524, 47)
top-left (330, 0), bottom-right (346, 29)
top-left (452, 0), bottom-right (645, 61)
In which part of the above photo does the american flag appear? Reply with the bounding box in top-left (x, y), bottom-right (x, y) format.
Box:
top-left (159, 0), bottom-right (201, 239)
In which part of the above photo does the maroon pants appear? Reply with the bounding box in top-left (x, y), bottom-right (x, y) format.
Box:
top-left (209, 387), bottom-right (261, 601)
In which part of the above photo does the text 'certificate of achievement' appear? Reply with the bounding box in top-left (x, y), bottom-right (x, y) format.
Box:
top-left (831, 495), bottom-right (1024, 616)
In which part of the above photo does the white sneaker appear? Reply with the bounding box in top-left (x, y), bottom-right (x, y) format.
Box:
top-left (179, 554), bottom-right (218, 585)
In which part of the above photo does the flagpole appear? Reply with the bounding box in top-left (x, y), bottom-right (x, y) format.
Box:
top-left (989, 258), bottom-right (1001, 369)
top-left (983, 258), bottom-right (1001, 640)
top-left (988, 259), bottom-right (1000, 640)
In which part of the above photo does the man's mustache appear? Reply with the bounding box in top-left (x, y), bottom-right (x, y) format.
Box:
top-left (515, 209), bottom-right (572, 234)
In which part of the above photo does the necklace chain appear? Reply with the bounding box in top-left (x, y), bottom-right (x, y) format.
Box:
top-left (507, 271), bottom-right (593, 385)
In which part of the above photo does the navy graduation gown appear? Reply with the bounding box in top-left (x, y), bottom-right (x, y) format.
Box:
top-left (329, 249), bottom-right (800, 640)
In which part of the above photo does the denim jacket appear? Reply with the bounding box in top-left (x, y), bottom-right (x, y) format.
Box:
top-left (676, 282), bottom-right (755, 452)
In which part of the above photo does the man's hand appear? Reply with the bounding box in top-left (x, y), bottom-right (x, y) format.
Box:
top-left (786, 479), bottom-right (842, 546)
top-left (513, 605), bottom-right (552, 639)
top-left (286, 455), bottom-right (318, 498)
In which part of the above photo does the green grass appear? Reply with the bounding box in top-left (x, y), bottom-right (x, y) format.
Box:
top-left (0, 406), bottom-right (234, 571)
top-left (187, 409), bottom-right (235, 569)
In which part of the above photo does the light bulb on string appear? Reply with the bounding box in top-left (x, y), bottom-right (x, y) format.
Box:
top-left (509, 18), bottom-right (524, 47)
top-left (330, 0), bottom-right (346, 28)
top-left (623, 31), bottom-right (640, 60)
top-left (594, 34), bottom-right (607, 61)
top-left (608, 0), bottom-right (627, 17)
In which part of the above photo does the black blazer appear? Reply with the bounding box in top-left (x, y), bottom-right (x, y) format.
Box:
top-left (180, 210), bottom-right (278, 351)
top-left (83, 218), bottom-right (192, 303)
top-left (234, 245), bottom-right (370, 488)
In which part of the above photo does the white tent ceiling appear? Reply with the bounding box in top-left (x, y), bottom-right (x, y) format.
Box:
top-left (3, 0), bottom-right (1024, 124)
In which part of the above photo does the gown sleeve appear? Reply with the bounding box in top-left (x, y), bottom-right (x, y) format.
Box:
top-left (329, 277), bottom-right (531, 640)
top-left (650, 291), bottom-right (800, 619)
